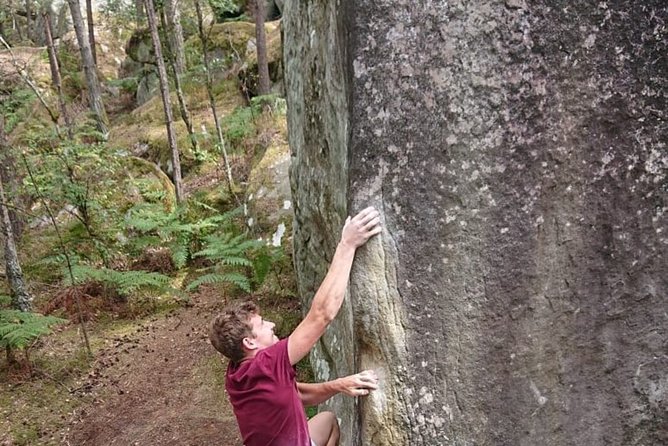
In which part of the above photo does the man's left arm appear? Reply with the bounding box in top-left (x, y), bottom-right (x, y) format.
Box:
top-left (297, 370), bottom-right (379, 407)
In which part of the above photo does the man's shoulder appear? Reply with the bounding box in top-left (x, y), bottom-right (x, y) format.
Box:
top-left (226, 338), bottom-right (294, 391)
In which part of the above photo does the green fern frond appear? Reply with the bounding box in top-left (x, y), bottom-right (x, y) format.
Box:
top-left (0, 310), bottom-right (67, 350)
top-left (194, 234), bottom-right (261, 260)
top-left (0, 295), bottom-right (11, 307)
top-left (66, 265), bottom-right (173, 295)
top-left (170, 240), bottom-right (190, 269)
top-left (219, 256), bottom-right (253, 267)
top-left (252, 251), bottom-right (273, 287)
top-left (186, 272), bottom-right (251, 293)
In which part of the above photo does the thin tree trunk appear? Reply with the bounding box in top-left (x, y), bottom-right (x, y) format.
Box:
top-left (0, 66), bottom-right (25, 238)
top-left (163, 0), bottom-right (185, 75)
top-left (159, 7), bottom-right (198, 154)
top-left (44, 11), bottom-right (73, 139)
top-left (0, 119), bottom-right (31, 312)
top-left (254, 0), bottom-right (270, 95)
top-left (135, 0), bottom-right (145, 26)
top-left (21, 154), bottom-right (92, 357)
top-left (85, 0), bottom-right (97, 64)
top-left (14, 11), bottom-right (23, 40)
top-left (194, 0), bottom-right (235, 197)
top-left (144, 0), bottom-right (183, 203)
top-left (24, 0), bottom-right (32, 42)
top-left (66, 0), bottom-right (108, 138)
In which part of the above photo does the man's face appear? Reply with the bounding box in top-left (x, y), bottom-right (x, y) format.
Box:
top-left (248, 314), bottom-right (279, 350)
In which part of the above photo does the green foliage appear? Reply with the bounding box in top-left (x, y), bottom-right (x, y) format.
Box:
top-left (65, 264), bottom-right (174, 296)
top-left (99, 0), bottom-right (138, 31)
top-left (222, 104), bottom-right (258, 148)
top-left (125, 201), bottom-right (266, 294)
top-left (186, 232), bottom-right (261, 292)
top-left (251, 94), bottom-right (287, 115)
top-left (21, 142), bottom-right (129, 264)
top-left (0, 294), bottom-right (11, 307)
top-left (220, 96), bottom-right (285, 151)
top-left (187, 230), bottom-right (268, 292)
top-left (0, 310), bottom-right (67, 351)
top-left (208, 0), bottom-right (245, 22)
top-left (108, 76), bottom-right (139, 96)
top-left (186, 272), bottom-right (251, 292)
top-left (0, 88), bottom-right (36, 133)
top-left (125, 202), bottom-right (241, 268)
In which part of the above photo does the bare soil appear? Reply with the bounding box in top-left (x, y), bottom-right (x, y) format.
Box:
top-left (65, 290), bottom-right (242, 446)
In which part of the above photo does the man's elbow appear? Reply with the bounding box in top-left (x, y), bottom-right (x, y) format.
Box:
top-left (308, 307), bottom-right (335, 326)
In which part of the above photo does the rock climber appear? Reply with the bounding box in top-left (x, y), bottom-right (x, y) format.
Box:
top-left (210, 206), bottom-right (382, 446)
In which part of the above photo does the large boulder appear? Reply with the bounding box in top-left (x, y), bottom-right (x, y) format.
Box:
top-left (245, 137), bottom-right (292, 243)
top-left (185, 21), bottom-right (283, 96)
top-left (122, 28), bottom-right (157, 105)
top-left (285, 1), bottom-right (668, 445)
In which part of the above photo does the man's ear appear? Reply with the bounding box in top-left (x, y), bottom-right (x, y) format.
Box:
top-left (242, 337), bottom-right (257, 351)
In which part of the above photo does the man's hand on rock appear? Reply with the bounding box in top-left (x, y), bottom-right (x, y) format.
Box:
top-left (337, 370), bottom-right (379, 397)
top-left (340, 207), bottom-right (382, 249)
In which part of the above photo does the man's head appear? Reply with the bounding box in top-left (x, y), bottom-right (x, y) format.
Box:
top-left (210, 300), bottom-right (279, 362)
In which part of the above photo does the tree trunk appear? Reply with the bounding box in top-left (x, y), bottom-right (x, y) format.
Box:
top-left (144, 0), bottom-right (183, 203)
top-left (24, 0), bottom-right (32, 42)
top-left (0, 90), bottom-right (24, 239)
top-left (254, 0), bottom-right (270, 95)
top-left (44, 11), bottom-right (73, 139)
top-left (135, 0), bottom-right (145, 26)
top-left (194, 0), bottom-right (235, 196)
top-left (159, 7), bottom-right (198, 154)
top-left (14, 11), bottom-right (23, 40)
top-left (0, 119), bottom-right (31, 312)
top-left (85, 0), bottom-right (97, 64)
top-left (163, 0), bottom-right (185, 75)
top-left (66, 0), bottom-right (108, 138)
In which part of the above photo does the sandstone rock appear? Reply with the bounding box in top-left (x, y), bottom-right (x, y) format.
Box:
top-left (285, 0), bottom-right (668, 445)
top-left (245, 140), bottom-right (292, 235)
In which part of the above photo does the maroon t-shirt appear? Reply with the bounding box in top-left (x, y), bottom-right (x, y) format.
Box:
top-left (226, 338), bottom-right (310, 446)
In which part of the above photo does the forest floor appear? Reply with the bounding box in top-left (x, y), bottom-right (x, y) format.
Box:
top-left (63, 287), bottom-right (242, 446)
top-left (1, 286), bottom-right (245, 446)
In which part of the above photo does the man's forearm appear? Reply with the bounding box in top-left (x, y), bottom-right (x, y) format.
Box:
top-left (308, 241), bottom-right (356, 323)
top-left (297, 380), bottom-right (341, 407)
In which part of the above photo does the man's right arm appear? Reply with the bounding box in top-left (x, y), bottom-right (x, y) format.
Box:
top-left (297, 370), bottom-right (379, 406)
top-left (287, 207), bottom-right (381, 366)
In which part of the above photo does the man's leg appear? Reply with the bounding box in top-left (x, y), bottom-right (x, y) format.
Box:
top-left (307, 411), bottom-right (340, 446)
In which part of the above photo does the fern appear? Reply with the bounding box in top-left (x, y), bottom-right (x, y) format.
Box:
top-left (193, 233), bottom-right (261, 262)
top-left (0, 294), bottom-right (11, 307)
top-left (0, 310), bottom-right (67, 351)
top-left (125, 202), bottom-right (243, 268)
top-left (65, 265), bottom-right (173, 296)
top-left (187, 231), bottom-right (262, 292)
top-left (186, 272), bottom-right (251, 293)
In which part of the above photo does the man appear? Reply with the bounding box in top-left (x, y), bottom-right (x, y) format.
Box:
top-left (210, 207), bottom-right (382, 446)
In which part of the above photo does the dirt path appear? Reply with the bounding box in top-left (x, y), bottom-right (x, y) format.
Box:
top-left (65, 292), bottom-right (241, 446)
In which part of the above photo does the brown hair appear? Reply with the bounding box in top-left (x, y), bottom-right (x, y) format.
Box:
top-left (210, 300), bottom-right (258, 362)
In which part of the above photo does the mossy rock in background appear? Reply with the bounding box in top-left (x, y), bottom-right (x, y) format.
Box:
top-left (244, 112), bottom-right (291, 242)
top-left (186, 21), bottom-right (256, 60)
top-left (125, 28), bottom-right (155, 65)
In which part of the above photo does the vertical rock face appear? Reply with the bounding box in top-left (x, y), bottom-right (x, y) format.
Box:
top-left (283, 1), bottom-right (357, 441)
top-left (285, 1), bottom-right (667, 445)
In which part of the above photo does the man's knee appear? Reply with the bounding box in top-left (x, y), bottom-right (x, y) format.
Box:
top-left (308, 411), bottom-right (340, 446)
